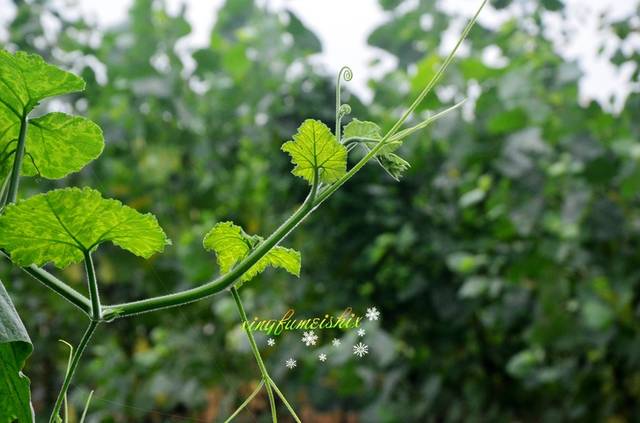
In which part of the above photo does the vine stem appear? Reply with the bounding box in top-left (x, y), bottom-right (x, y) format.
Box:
top-left (0, 250), bottom-right (92, 315)
top-left (223, 380), bottom-right (265, 423)
top-left (49, 251), bottom-right (102, 421)
top-left (230, 286), bottom-right (278, 422)
top-left (269, 379), bottom-right (301, 423)
top-left (93, 0), bottom-right (487, 320)
top-left (4, 111), bottom-right (27, 206)
top-left (83, 251), bottom-right (102, 321)
top-left (48, 320), bottom-right (99, 423)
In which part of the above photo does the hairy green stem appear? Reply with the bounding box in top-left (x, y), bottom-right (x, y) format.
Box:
top-left (5, 112), bottom-right (27, 206)
top-left (0, 250), bottom-right (91, 315)
top-left (48, 320), bottom-right (99, 423)
top-left (385, 0), bottom-right (487, 141)
top-left (230, 286), bottom-right (278, 422)
top-left (83, 251), bottom-right (102, 321)
top-left (224, 380), bottom-right (265, 423)
top-left (24, 265), bottom-right (92, 316)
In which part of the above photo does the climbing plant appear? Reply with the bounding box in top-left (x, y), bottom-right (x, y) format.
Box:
top-left (0, 1), bottom-right (487, 421)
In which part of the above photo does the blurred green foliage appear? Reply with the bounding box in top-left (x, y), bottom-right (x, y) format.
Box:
top-left (2, 0), bottom-right (640, 421)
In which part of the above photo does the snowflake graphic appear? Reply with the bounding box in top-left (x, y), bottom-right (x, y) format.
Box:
top-left (332, 338), bottom-right (341, 347)
top-left (301, 330), bottom-right (318, 346)
top-left (353, 342), bottom-right (369, 358)
top-left (366, 306), bottom-right (380, 321)
top-left (267, 338), bottom-right (275, 347)
top-left (357, 328), bottom-right (366, 337)
top-left (285, 358), bottom-right (297, 369)
top-left (318, 353), bottom-right (327, 362)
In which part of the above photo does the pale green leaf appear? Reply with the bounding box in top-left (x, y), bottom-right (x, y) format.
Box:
top-left (377, 152), bottom-right (411, 180)
top-left (203, 222), bottom-right (253, 274)
top-left (203, 221), bottom-right (301, 285)
top-left (343, 119), bottom-right (410, 180)
top-left (0, 187), bottom-right (170, 268)
top-left (343, 118), bottom-right (382, 141)
top-left (22, 113), bottom-right (104, 179)
top-left (0, 279), bottom-right (34, 423)
top-left (0, 50), bottom-right (84, 116)
top-left (281, 119), bottom-right (347, 184)
top-left (0, 51), bottom-right (103, 180)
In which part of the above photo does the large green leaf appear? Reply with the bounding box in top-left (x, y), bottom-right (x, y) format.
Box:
top-left (0, 51), bottom-right (103, 180)
top-left (281, 119), bottom-right (347, 184)
top-left (0, 50), bottom-right (85, 116)
top-left (0, 187), bottom-right (170, 268)
top-left (343, 119), bottom-right (410, 180)
top-left (0, 280), bottom-right (33, 423)
top-left (203, 221), bottom-right (301, 286)
top-left (22, 113), bottom-right (104, 178)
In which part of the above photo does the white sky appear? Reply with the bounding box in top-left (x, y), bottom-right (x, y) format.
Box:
top-left (1, 0), bottom-right (639, 111)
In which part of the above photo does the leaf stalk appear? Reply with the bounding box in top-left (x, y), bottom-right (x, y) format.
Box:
top-left (4, 111), bottom-right (27, 206)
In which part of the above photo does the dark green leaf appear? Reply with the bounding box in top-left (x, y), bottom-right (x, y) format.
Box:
top-left (0, 280), bottom-right (33, 423)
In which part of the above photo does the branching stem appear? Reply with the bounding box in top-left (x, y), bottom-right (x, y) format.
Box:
top-left (230, 286), bottom-right (278, 422)
top-left (48, 320), bottom-right (99, 423)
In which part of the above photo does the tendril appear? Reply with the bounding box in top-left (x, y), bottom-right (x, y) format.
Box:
top-left (0, 149), bottom-right (17, 169)
top-left (335, 66), bottom-right (353, 142)
top-left (25, 152), bottom-right (42, 178)
top-left (0, 138), bottom-right (18, 158)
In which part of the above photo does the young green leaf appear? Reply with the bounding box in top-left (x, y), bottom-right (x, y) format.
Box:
top-left (343, 118), bottom-right (381, 141)
top-left (203, 221), bottom-right (301, 286)
top-left (0, 280), bottom-right (34, 423)
top-left (22, 113), bottom-right (104, 179)
top-left (0, 187), bottom-right (170, 268)
top-left (343, 119), bottom-right (410, 180)
top-left (281, 119), bottom-right (347, 184)
top-left (0, 112), bottom-right (105, 180)
top-left (0, 50), bottom-right (103, 180)
top-left (0, 50), bottom-right (85, 116)
top-left (377, 152), bottom-right (411, 180)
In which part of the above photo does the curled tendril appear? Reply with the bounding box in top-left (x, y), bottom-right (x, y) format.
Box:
top-left (335, 66), bottom-right (353, 142)
top-left (338, 103), bottom-right (351, 118)
top-left (338, 66), bottom-right (353, 83)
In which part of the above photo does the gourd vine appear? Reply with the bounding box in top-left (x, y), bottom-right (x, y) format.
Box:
top-left (0, 0), bottom-right (487, 421)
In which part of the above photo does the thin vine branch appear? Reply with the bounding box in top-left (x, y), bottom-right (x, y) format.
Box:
top-left (223, 380), bottom-right (265, 423)
top-left (48, 320), bottom-right (99, 423)
top-left (230, 286), bottom-right (279, 422)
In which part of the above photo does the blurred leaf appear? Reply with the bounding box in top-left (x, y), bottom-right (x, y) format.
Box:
top-left (0, 280), bottom-right (33, 423)
top-left (506, 347), bottom-right (545, 378)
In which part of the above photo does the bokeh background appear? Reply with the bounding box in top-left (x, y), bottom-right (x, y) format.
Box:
top-left (2, 0), bottom-right (640, 421)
